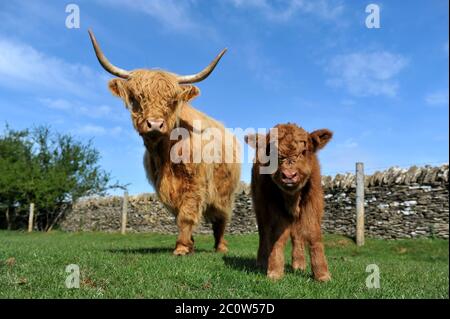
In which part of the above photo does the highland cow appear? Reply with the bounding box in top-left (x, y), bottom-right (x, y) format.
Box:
top-left (88, 30), bottom-right (240, 255)
top-left (245, 123), bottom-right (332, 281)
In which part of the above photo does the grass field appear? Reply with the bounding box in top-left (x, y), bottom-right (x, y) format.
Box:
top-left (0, 231), bottom-right (448, 299)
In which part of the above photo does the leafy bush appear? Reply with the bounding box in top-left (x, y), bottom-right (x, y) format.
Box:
top-left (0, 125), bottom-right (120, 231)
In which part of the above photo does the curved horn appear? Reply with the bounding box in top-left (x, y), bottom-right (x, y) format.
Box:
top-left (88, 29), bottom-right (131, 79)
top-left (177, 48), bottom-right (227, 84)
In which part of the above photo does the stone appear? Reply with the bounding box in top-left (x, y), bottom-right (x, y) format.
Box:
top-left (59, 165), bottom-right (449, 239)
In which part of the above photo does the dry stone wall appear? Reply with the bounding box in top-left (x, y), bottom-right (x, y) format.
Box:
top-left (60, 165), bottom-right (449, 239)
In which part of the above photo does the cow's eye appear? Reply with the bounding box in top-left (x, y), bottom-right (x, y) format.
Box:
top-left (130, 98), bottom-right (141, 112)
top-left (169, 99), bottom-right (179, 107)
top-left (301, 150), bottom-right (307, 156)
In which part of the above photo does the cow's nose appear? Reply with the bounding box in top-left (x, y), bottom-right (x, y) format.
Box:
top-left (146, 119), bottom-right (165, 132)
top-left (282, 171), bottom-right (298, 181)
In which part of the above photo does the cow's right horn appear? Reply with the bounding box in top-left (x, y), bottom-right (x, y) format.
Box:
top-left (88, 29), bottom-right (131, 79)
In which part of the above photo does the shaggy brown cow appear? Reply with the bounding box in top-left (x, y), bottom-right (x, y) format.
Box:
top-left (245, 123), bottom-right (332, 281)
top-left (88, 30), bottom-right (241, 255)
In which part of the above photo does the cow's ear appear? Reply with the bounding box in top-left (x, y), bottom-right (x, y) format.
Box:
top-left (310, 129), bottom-right (333, 152)
top-left (179, 85), bottom-right (200, 102)
top-left (108, 79), bottom-right (128, 98)
top-left (244, 133), bottom-right (266, 149)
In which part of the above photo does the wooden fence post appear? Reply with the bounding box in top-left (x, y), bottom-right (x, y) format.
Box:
top-left (28, 203), bottom-right (35, 233)
top-left (121, 191), bottom-right (128, 235)
top-left (5, 207), bottom-right (11, 230)
top-left (356, 162), bottom-right (365, 246)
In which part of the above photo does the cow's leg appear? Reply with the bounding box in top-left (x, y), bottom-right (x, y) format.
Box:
top-left (174, 220), bottom-right (194, 256)
top-left (212, 216), bottom-right (228, 253)
top-left (266, 223), bottom-right (290, 280)
top-left (206, 206), bottom-right (229, 253)
top-left (291, 220), bottom-right (306, 271)
top-left (174, 204), bottom-right (200, 256)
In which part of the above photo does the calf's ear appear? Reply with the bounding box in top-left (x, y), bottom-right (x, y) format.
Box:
top-left (310, 129), bottom-right (333, 152)
top-left (108, 79), bottom-right (128, 99)
top-left (244, 133), bottom-right (266, 149)
top-left (179, 85), bottom-right (200, 102)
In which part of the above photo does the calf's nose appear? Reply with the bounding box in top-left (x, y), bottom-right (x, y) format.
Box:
top-left (146, 119), bottom-right (165, 132)
top-left (282, 171), bottom-right (298, 181)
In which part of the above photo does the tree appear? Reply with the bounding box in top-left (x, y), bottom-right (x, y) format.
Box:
top-left (0, 125), bottom-right (120, 231)
top-left (0, 126), bottom-right (33, 229)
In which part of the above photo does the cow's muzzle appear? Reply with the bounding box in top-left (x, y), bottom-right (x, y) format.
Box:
top-left (146, 119), bottom-right (165, 133)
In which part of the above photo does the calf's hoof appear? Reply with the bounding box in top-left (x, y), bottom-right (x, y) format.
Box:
top-left (314, 272), bottom-right (331, 282)
top-left (267, 270), bottom-right (284, 281)
top-left (256, 258), bottom-right (267, 269)
top-left (292, 261), bottom-right (307, 272)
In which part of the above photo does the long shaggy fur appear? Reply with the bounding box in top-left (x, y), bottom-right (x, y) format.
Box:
top-left (109, 70), bottom-right (241, 255)
top-left (246, 123), bottom-right (332, 281)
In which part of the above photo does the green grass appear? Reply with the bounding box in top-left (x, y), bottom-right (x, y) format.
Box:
top-left (0, 231), bottom-right (448, 298)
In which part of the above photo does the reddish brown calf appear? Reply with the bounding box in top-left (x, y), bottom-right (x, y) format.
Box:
top-left (245, 123), bottom-right (333, 281)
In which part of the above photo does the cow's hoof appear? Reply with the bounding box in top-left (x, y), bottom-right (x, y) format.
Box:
top-left (267, 271), bottom-right (284, 281)
top-left (173, 246), bottom-right (191, 256)
top-left (315, 272), bottom-right (331, 282)
top-left (215, 244), bottom-right (228, 254)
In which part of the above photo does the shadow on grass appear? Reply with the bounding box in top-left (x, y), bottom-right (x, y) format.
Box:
top-left (107, 247), bottom-right (208, 254)
top-left (223, 255), bottom-right (313, 279)
top-left (222, 255), bottom-right (262, 274)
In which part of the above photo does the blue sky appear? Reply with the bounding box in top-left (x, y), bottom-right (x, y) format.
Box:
top-left (0, 0), bottom-right (448, 195)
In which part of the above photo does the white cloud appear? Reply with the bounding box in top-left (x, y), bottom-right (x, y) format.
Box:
top-left (0, 38), bottom-right (105, 98)
top-left (425, 89), bottom-right (449, 107)
top-left (38, 98), bottom-right (127, 122)
top-left (240, 42), bottom-right (283, 89)
top-left (326, 51), bottom-right (408, 97)
top-left (229, 0), bottom-right (344, 22)
top-left (340, 99), bottom-right (356, 106)
top-left (72, 124), bottom-right (123, 137)
top-left (99, 0), bottom-right (202, 32)
top-left (75, 124), bottom-right (107, 135)
top-left (40, 98), bottom-right (73, 111)
top-left (338, 138), bottom-right (358, 149)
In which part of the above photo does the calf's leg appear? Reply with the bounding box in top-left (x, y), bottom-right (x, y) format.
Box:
top-left (256, 225), bottom-right (269, 269)
top-left (309, 239), bottom-right (330, 282)
top-left (267, 223), bottom-right (290, 280)
top-left (305, 224), bottom-right (330, 282)
top-left (291, 221), bottom-right (306, 271)
top-left (301, 200), bottom-right (331, 282)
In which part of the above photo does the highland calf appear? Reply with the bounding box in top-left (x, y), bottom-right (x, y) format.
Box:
top-left (88, 30), bottom-right (241, 255)
top-left (245, 123), bottom-right (332, 281)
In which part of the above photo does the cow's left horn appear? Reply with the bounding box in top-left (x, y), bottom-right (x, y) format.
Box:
top-left (88, 29), bottom-right (131, 79)
top-left (177, 48), bottom-right (227, 84)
